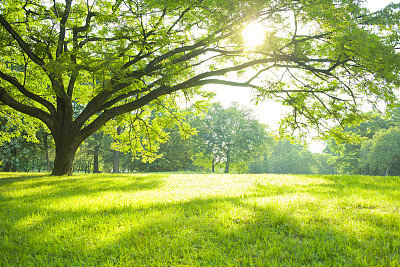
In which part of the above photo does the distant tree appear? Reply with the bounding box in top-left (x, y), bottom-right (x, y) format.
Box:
top-left (193, 102), bottom-right (269, 173)
top-left (366, 127), bottom-right (400, 176)
top-left (137, 127), bottom-right (196, 172)
top-left (36, 129), bottom-right (53, 172)
top-left (311, 153), bottom-right (336, 175)
top-left (324, 115), bottom-right (390, 174)
top-left (0, 113), bottom-right (46, 172)
top-left (111, 127), bottom-right (123, 173)
top-left (269, 139), bottom-right (313, 174)
top-left (248, 153), bottom-right (271, 174)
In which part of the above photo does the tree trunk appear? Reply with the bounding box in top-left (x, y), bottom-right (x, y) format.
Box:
top-left (51, 141), bottom-right (80, 176)
top-left (4, 162), bottom-right (11, 172)
top-left (43, 133), bottom-right (50, 172)
top-left (93, 147), bottom-right (100, 173)
top-left (211, 157), bottom-right (215, 173)
top-left (385, 165), bottom-right (390, 176)
top-left (224, 150), bottom-right (230, 173)
top-left (11, 147), bottom-right (17, 172)
top-left (112, 127), bottom-right (122, 173)
top-left (113, 150), bottom-right (120, 173)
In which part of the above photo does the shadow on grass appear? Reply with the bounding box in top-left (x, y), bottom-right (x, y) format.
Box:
top-left (0, 173), bottom-right (164, 200)
top-left (1, 174), bottom-right (399, 266)
top-left (318, 174), bottom-right (400, 190)
top-left (0, 173), bottom-right (50, 186)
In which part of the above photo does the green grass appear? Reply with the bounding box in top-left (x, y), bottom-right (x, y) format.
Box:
top-left (0, 172), bottom-right (399, 266)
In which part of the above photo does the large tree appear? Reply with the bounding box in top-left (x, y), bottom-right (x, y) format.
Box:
top-left (1, 0), bottom-right (399, 175)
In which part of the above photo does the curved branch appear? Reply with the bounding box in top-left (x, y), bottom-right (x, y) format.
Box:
top-left (0, 70), bottom-right (56, 115)
top-left (0, 86), bottom-right (54, 130)
top-left (0, 14), bottom-right (44, 67)
top-left (78, 85), bottom-right (172, 141)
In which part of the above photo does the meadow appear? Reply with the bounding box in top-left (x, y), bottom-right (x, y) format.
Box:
top-left (0, 172), bottom-right (399, 266)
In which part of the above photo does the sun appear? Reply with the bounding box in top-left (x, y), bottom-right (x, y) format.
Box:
top-left (242, 21), bottom-right (265, 49)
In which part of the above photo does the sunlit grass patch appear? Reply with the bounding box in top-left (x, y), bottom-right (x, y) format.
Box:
top-left (0, 172), bottom-right (399, 266)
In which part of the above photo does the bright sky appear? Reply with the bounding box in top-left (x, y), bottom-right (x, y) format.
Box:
top-left (206, 0), bottom-right (396, 153)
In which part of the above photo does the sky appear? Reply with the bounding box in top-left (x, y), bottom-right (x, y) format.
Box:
top-left (205, 0), bottom-right (397, 153)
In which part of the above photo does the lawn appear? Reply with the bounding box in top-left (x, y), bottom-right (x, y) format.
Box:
top-left (0, 172), bottom-right (399, 266)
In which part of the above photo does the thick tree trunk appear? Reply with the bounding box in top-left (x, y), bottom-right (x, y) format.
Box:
top-left (51, 141), bottom-right (80, 176)
top-left (113, 150), bottom-right (120, 173)
top-left (43, 133), bottom-right (50, 172)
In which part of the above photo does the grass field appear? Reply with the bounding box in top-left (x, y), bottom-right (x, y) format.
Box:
top-left (0, 172), bottom-right (399, 266)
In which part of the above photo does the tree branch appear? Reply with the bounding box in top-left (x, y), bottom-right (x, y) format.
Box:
top-left (56, 0), bottom-right (72, 58)
top-left (0, 86), bottom-right (53, 130)
top-left (0, 14), bottom-right (45, 67)
top-left (0, 70), bottom-right (56, 115)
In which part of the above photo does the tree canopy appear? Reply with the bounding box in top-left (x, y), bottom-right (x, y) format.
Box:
top-left (192, 102), bottom-right (269, 173)
top-left (1, 0), bottom-right (400, 175)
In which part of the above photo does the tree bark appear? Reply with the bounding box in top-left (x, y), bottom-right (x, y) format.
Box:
top-left (113, 150), bottom-right (120, 173)
top-left (385, 165), bottom-right (390, 176)
top-left (112, 126), bottom-right (122, 173)
top-left (224, 150), bottom-right (230, 173)
top-left (42, 132), bottom-right (50, 172)
top-left (93, 146), bottom-right (100, 173)
top-left (4, 162), bottom-right (11, 172)
top-left (52, 147), bottom-right (78, 175)
top-left (211, 157), bottom-right (215, 173)
top-left (51, 138), bottom-right (80, 176)
top-left (11, 147), bottom-right (17, 172)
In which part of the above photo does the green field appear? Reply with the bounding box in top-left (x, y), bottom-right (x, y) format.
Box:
top-left (0, 173), bottom-right (399, 266)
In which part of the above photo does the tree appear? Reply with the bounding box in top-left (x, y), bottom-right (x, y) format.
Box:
top-left (193, 102), bottom-right (269, 173)
top-left (324, 115), bottom-right (390, 174)
top-left (0, 112), bottom-right (48, 172)
top-left (134, 126), bottom-right (196, 172)
top-left (1, 0), bottom-right (399, 175)
top-left (268, 139), bottom-right (313, 174)
top-left (324, 108), bottom-right (400, 175)
top-left (366, 127), bottom-right (400, 176)
top-left (311, 153), bottom-right (336, 175)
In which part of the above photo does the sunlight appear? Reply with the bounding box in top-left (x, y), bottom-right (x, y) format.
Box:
top-left (242, 21), bottom-right (265, 48)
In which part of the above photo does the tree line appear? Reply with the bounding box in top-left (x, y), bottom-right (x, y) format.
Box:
top-left (3, 102), bottom-right (398, 176)
top-left (324, 107), bottom-right (400, 176)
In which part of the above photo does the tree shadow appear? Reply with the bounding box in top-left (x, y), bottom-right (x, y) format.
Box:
top-left (0, 173), bottom-right (50, 186)
top-left (0, 173), bottom-right (164, 200)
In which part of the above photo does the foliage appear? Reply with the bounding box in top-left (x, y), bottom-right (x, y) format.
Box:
top-left (311, 153), bottom-right (336, 175)
top-left (324, 114), bottom-right (390, 174)
top-left (249, 138), bottom-right (313, 174)
top-left (122, 126), bottom-right (197, 172)
top-left (0, 116), bottom-right (49, 172)
top-left (1, 0), bottom-right (400, 175)
top-left (366, 127), bottom-right (400, 176)
top-left (191, 102), bottom-right (270, 173)
top-left (1, 172), bottom-right (400, 265)
top-left (324, 107), bottom-right (400, 175)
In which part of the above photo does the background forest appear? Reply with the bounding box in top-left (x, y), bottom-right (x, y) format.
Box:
top-left (2, 102), bottom-right (400, 176)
